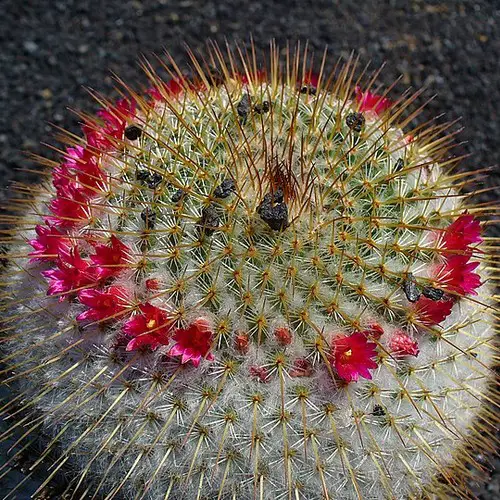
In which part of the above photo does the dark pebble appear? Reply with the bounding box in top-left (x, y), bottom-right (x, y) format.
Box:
top-left (147, 172), bottom-right (163, 189)
top-left (346, 112), bottom-right (365, 133)
top-left (237, 93), bottom-right (251, 121)
top-left (213, 178), bottom-right (235, 198)
top-left (198, 204), bottom-right (220, 235)
top-left (299, 84), bottom-right (316, 95)
top-left (141, 207), bottom-right (156, 229)
top-left (254, 100), bottom-right (270, 114)
top-left (402, 273), bottom-right (421, 303)
top-left (124, 125), bottom-right (142, 140)
top-left (257, 188), bottom-right (288, 231)
top-left (171, 188), bottom-right (185, 203)
top-left (422, 286), bottom-right (444, 301)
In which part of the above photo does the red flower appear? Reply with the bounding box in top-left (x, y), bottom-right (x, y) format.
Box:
top-left (145, 279), bottom-right (160, 291)
top-left (435, 256), bottom-right (481, 296)
top-left (90, 235), bottom-right (131, 279)
top-left (169, 318), bottom-right (215, 367)
top-left (147, 78), bottom-right (187, 101)
top-left (29, 225), bottom-right (71, 262)
top-left (249, 365), bottom-right (270, 383)
top-left (42, 247), bottom-right (96, 301)
top-left (289, 358), bottom-right (313, 378)
top-left (413, 296), bottom-right (454, 326)
top-left (234, 332), bottom-right (250, 353)
top-left (354, 86), bottom-right (393, 114)
top-left (389, 331), bottom-right (419, 357)
top-left (360, 322), bottom-right (384, 340)
top-left (441, 214), bottom-right (482, 255)
top-left (77, 286), bottom-right (130, 322)
top-left (331, 333), bottom-right (378, 382)
top-left (274, 326), bottom-right (293, 345)
top-left (46, 184), bottom-right (92, 228)
top-left (123, 303), bottom-right (174, 351)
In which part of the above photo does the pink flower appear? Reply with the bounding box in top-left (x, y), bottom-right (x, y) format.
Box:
top-left (83, 98), bottom-right (136, 150)
top-left (389, 331), bottom-right (419, 357)
top-left (123, 303), bottom-right (173, 351)
top-left (29, 225), bottom-right (71, 262)
top-left (53, 146), bottom-right (105, 196)
top-left (77, 286), bottom-right (130, 322)
top-left (169, 318), bottom-right (215, 367)
top-left (331, 333), bottom-right (378, 382)
top-left (90, 235), bottom-right (131, 279)
top-left (289, 358), bottom-right (313, 378)
top-left (441, 214), bottom-right (482, 255)
top-left (360, 322), bottom-right (384, 340)
top-left (234, 332), bottom-right (250, 354)
top-left (354, 85), bottom-right (393, 114)
top-left (435, 256), bottom-right (481, 296)
top-left (274, 326), bottom-right (293, 345)
top-left (42, 247), bottom-right (96, 301)
top-left (413, 296), bottom-right (454, 326)
top-left (249, 365), bottom-right (270, 382)
top-left (46, 185), bottom-right (92, 228)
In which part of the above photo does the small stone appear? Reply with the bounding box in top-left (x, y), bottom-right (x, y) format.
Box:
top-left (372, 405), bottom-right (386, 417)
top-left (402, 273), bottom-right (421, 303)
top-left (198, 204), bottom-right (220, 236)
top-left (254, 100), bottom-right (270, 114)
top-left (257, 189), bottom-right (288, 231)
top-left (237, 94), bottom-right (251, 122)
top-left (136, 170), bottom-right (150, 183)
top-left (299, 84), bottom-right (316, 95)
top-left (171, 189), bottom-right (185, 203)
top-left (394, 158), bottom-right (404, 171)
top-left (213, 178), bottom-right (235, 198)
top-left (147, 172), bottom-right (163, 189)
top-left (422, 286), bottom-right (444, 301)
top-left (125, 125), bottom-right (142, 140)
top-left (141, 208), bottom-right (156, 229)
top-left (346, 112), bottom-right (365, 133)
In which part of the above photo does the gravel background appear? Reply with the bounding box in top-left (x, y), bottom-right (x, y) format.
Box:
top-left (0, 0), bottom-right (498, 497)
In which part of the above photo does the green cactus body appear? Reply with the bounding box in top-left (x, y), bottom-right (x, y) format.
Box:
top-left (0, 45), bottom-right (497, 499)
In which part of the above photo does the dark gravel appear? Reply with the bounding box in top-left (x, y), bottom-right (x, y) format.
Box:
top-left (0, 0), bottom-right (498, 497)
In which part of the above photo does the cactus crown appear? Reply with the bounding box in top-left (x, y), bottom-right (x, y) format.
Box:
top-left (0, 43), bottom-right (497, 499)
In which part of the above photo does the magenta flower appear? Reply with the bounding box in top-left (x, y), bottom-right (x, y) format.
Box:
top-left (77, 286), bottom-right (130, 322)
top-left (29, 225), bottom-right (70, 262)
top-left (331, 333), bottom-right (378, 382)
top-left (123, 303), bottom-right (173, 351)
top-left (83, 98), bottom-right (136, 150)
top-left (354, 85), bottom-right (393, 114)
top-left (42, 247), bottom-right (96, 301)
top-left (46, 184), bottom-right (92, 228)
top-left (441, 214), bottom-right (482, 255)
top-left (389, 331), bottom-right (419, 357)
top-left (435, 256), bottom-right (481, 296)
top-left (53, 146), bottom-right (105, 196)
top-left (413, 296), bottom-right (454, 326)
top-left (360, 322), bottom-right (384, 340)
top-left (90, 235), bottom-right (131, 280)
top-left (169, 318), bottom-right (215, 367)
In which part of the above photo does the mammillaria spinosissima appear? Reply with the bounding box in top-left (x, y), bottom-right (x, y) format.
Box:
top-left (0, 43), bottom-right (497, 499)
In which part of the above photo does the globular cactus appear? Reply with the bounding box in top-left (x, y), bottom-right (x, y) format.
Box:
top-left (0, 43), bottom-right (497, 499)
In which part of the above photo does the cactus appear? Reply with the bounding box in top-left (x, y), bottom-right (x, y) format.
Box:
top-left (0, 43), bottom-right (497, 499)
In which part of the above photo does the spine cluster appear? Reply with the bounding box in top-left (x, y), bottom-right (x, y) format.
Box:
top-left (0, 45), bottom-right (497, 500)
